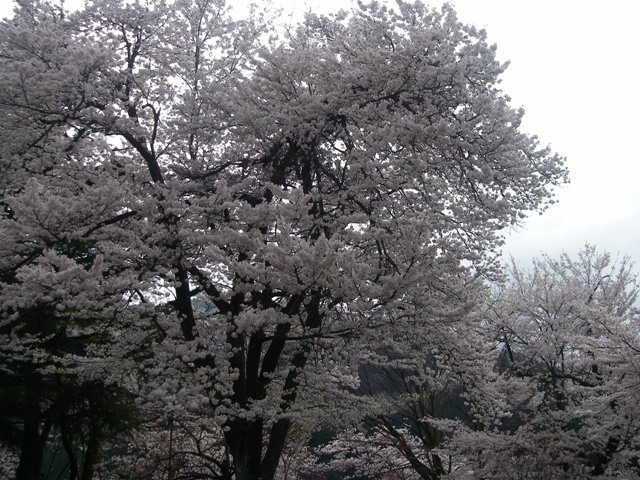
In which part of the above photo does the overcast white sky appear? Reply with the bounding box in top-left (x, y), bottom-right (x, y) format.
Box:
top-left (2, 0), bottom-right (639, 269)
top-left (447, 0), bottom-right (640, 270)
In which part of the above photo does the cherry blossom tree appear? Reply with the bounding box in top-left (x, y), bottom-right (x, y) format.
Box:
top-left (477, 246), bottom-right (640, 479)
top-left (0, 0), bottom-right (568, 478)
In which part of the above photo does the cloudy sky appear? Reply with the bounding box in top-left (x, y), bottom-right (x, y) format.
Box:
top-left (2, 0), bottom-right (639, 269)
top-left (447, 1), bottom-right (640, 269)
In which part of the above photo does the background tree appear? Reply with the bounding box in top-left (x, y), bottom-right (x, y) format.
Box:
top-left (475, 246), bottom-right (640, 479)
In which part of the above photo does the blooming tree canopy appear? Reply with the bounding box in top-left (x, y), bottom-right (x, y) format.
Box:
top-left (0, 1), bottom-right (567, 478)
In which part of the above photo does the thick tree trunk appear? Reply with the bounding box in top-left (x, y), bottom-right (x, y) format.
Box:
top-left (61, 420), bottom-right (80, 480)
top-left (16, 417), bottom-right (44, 480)
top-left (80, 411), bottom-right (102, 480)
top-left (227, 419), bottom-right (263, 480)
top-left (261, 418), bottom-right (292, 480)
top-left (80, 433), bottom-right (100, 480)
top-left (15, 397), bottom-right (50, 480)
top-left (226, 420), bottom-right (292, 480)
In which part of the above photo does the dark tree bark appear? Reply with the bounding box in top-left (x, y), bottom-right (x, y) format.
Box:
top-left (16, 390), bottom-right (50, 480)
